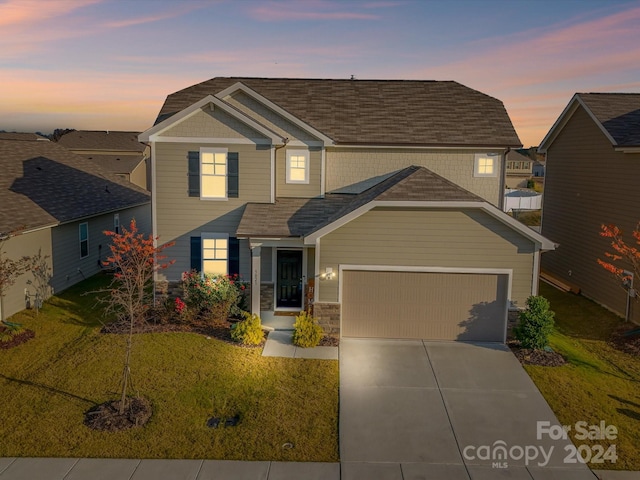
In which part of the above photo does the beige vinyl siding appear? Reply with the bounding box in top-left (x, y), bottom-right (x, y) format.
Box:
top-left (160, 108), bottom-right (269, 141)
top-left (276, 147), bottom-right (322, 198)
top-left (325, 147), bottom-right (502, 206)
top-left (224, 91), bottom-right (318, 142)
top-left (0, 228), bottom-right (53, 320)
top-left (50, 204), bottom-right (151, 295)
top-left (154, 142), bottom-right (271, 281)
top-left (129, 160), bottom-right (148, 190)
top-left (318, 208), bottom-right (534, 306)
top-left (541, 105), bottom-right (640, 323)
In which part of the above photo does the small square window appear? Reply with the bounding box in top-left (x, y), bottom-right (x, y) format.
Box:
top-left (286, 150), bottom-right (309, 184)
top-left (474, 153), bottom-right (498, 177)
top-left (202, 235), bottom-right (228, 275)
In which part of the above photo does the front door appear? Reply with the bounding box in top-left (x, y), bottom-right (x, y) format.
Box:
top-left (277, 250), bottom-right (303, 309)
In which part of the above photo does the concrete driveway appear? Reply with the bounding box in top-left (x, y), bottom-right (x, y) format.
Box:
top-left (340, 339), bottom-right (597, 479)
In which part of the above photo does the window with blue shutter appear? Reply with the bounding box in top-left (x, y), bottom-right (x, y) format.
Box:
top-left (190, 236), bottom-right (202, 271)
top-left (229, 237), bottom-right (240, 276)
top-left (187, 151), bottom-right (200, 197)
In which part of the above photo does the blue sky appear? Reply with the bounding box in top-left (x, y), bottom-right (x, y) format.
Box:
top-left (1, 0), bottom-right (639, 146)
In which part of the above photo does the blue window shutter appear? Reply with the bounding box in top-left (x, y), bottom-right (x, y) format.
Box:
top-left (188, 151), bottom-right (200, 197)
top-left (228, 152), bottom-right (239, 198)
top-left (190, 236), bottom-right (202, 271)
top-left (229, 237), bottom-right (240, 276)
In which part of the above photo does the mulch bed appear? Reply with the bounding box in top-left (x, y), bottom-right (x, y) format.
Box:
top-left (508, 340), bottom-right (567, 367)
top-left (609, 324), bottom-right (640, 356)
top-left (0, 329), bottom-right (35, 349)
top-left (84, 397), bottom-right (152, 431)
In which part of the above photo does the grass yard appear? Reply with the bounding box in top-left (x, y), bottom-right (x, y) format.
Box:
top-left (525, 282), bottom-right (640, 470)
top-left (0, 274), bottom-right (339, 461)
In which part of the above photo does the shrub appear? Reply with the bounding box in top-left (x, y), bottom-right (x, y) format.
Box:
top-left (182, 271), bottom-right (246, 323)
top-left (0, 322), bottom-right (24, 343)
top-left (292, 311), bottom-right (324, 348)
top-left (514, 295), bottom-right (555, 350)
top-left (230, 312), bottom-right (264, 346)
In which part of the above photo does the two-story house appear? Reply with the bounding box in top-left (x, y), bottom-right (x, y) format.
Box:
top-left (140, 77), bottom-right (555, 342)
top-left (505, 149), bottom-right (534, 188)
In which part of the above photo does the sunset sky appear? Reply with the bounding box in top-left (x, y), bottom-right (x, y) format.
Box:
top-left (1, 0), bottom-right (639, 147)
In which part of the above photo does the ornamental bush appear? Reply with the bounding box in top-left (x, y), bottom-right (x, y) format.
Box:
top-left (514, 295), bottom-right (555, 350)
top-left (230, 312), bottom-right (264, 346)
top-left (292, 311), bottom-right (324, 348)
top-left (181, 271), bottom-right (247, 323)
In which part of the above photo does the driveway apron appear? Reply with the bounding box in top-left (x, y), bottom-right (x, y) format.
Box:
top-left (339, 339), bottom-right (596, 479)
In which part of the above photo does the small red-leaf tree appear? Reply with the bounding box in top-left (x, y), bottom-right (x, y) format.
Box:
top-left (0, 234), bottom-right (32, 323)
top-left (102, 219), bottom-right (174, 414)
top-left (598, 223), bottom-right (640, 321)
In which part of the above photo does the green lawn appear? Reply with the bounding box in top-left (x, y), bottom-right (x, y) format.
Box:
top-left (525, 283), bottom-right (640, 470)
top-left (0, 274), bottom-right (339, 461)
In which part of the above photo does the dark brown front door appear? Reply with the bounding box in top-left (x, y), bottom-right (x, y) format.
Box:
top-left (277, 250), bottom-right (303, 308)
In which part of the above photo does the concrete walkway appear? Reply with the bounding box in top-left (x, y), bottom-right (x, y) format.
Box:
top-left (262, 330), bottom-right (338, 360)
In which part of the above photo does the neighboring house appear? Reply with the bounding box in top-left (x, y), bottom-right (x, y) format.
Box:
top-left (0, 139), bottom-right (151, 320)
top-left (58, 130), bottom-right (149, 190)
top-left (0, 132), bottom-right (49, 141)
top-left (505, 149), bottom-right (533, 188)
top-left (140, 77), bottom-right (555, 342)
top-left (532, 159), bottom-right (545, 177)
top-left (539, 92), bottom-right (640, 323)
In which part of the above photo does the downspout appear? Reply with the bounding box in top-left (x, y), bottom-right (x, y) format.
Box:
top-left (499, 147), bottom-right (510, 211)
top-left (273, 137), bottom-right (289, 201)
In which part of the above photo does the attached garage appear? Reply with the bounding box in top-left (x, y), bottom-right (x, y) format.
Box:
top-left (341, 269), bottom-right (509, 342)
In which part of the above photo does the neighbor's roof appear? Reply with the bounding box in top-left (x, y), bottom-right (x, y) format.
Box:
top-left (237, 166), bottom-right (483, 238)
top-left (57, 130), bottom-right (146, 152)
top-left (155, 77), bottom-right (522, 147)
top-left (540, 93), bottom-right (640, 151)
top-left (0, 132), bottom-right (48, 141)
top-left (78, 154), bottom-right (145, 175)
top-left (0, 140), bottom-right (150, 236)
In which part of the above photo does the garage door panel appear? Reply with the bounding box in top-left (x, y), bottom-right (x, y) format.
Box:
top-left (342, 271), bottom-right (507, 341)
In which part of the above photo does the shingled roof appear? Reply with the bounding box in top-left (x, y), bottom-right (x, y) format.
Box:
top-left (237, 166), bottom-right (483, 238)
top-left (0, 132), bottom-right (48, 141)
top-left (155, 77), bottom-right (521, 147)
top-left (0, 140), bottom-right (150, 237)
top-left (58, 130), bottom-right (146, 152)
top-left (578, 93), bottom-right (640, 147)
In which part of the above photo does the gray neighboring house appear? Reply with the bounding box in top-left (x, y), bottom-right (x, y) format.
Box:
top-left (141, 77), bottom-right (555, 342)
top-left (539, 92), bottom-right (640, 323)
top-left (58, 130), bottom-right (150, 190)
top-left (0, 138), bottom-right (151, 320)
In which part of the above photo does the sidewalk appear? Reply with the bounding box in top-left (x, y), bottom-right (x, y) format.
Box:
top-left (0, 458), bottom-right (339, 480)
top-left (262, 330), bottom-right (338, 360)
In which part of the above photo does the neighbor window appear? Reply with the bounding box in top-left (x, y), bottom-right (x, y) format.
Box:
top-left (286, 150), bottom-right (309, 184)
top-left (79, 223), bottom-right (89, 258)
top-left (114, 213), bottom-right (120, 234)
top-left (202, 234), bottom-right (228, 275)
top-left (474, 153), bottom-right (498, 177)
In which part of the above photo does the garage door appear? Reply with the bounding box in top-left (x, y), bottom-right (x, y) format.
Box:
top-left (341, 270), bottom-right (508, 341)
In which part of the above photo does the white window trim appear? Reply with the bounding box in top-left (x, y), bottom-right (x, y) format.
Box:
top-left (79, 222), bottom-right (89, 259)
top-left (286, 149), bottom-right (310, 184)
top-left (474, 153), bottom-right (499, 178)
top-left (201, 232), bottom-right (230, 275)
top-left (200, 147), bottom-right (228, 200)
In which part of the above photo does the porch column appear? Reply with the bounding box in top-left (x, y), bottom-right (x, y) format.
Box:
top-left (250, 245), bottom-right (261, 316)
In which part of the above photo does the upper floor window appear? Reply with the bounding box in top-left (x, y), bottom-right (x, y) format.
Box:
top-left (286, 150), bottom-right (309, 184)
top-left (474, 153), bottom-right (498, 177)
top-left (188, 149), bottom-right (239, 199)
top-left (79, 222), bottom-right (89, 258)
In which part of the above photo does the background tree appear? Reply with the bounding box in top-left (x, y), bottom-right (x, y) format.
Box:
top-left (0, 235), bottom-right (32, 323)
top-left (101, 219), bottom-right (174, 414)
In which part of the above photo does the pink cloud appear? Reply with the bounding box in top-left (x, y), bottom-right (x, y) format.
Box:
top-left (247, 1), bottom-right (379, 21)
top-left (103, 4), bottom-right (207, 28)
top-left (0, 0), bottom-right (100, 27)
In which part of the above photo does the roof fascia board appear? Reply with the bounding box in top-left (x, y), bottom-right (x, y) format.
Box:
top-left (140, 95), bottom-right (282, 143)
top-left (615, 147), bottom-right (640, 153)
top-left (327, 144), bottom-right (513, 150)
top-left (1, 222), bottom-right (58, 240)
top-left (304, 200), bottom-right (556, 250)
top-left (150, 136), bottom-right (271, 145)
top-left (216, 82), bottom-right (335, 145)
